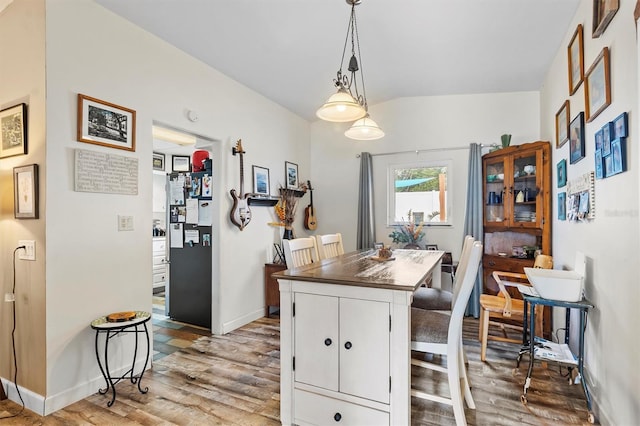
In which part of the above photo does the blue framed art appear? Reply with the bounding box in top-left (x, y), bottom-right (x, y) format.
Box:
top-left (557, 159), bottom-right (567, 187)
top-left (558, 192), bottom-right (566, 221)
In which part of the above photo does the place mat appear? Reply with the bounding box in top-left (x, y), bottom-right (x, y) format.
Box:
top-left (369, 256), bottom-right (396, 262)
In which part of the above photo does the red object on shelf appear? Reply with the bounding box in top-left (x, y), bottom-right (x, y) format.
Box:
top-left (192, 150), bottom-right (209, 172)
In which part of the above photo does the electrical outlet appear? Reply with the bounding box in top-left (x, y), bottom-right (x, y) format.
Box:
top-left (18, 240), bottom-right (36, 261)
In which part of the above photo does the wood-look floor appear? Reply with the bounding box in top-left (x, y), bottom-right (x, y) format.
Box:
top-left (0, 315), bottom-right (594, 425)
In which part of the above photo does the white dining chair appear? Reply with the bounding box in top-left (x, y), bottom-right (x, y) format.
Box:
top-left (315, 233), bottom-right (344, 260)
top-left (410, 241), bottom-right (483, 426)
top-left (283, 237), bottom-right (320, 268)
top-left (412, 235), bottom-right (475, 311)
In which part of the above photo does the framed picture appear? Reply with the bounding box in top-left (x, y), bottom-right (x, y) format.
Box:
top-left (592, 0), bottom-right (619, 38)
top-left (602, 121), bottom-right (613, 155)
top-left (77, 94), bottom-right (136, 151)
top-left (558, 192), bottom-right (566, 221)
top-left (613, 112), bottom-right (628, 138)
top-left (172, 155), bottom-right (191, 172)
top-left (555, 100), bottom-right (570, 148)
top-left (604, 153), bottom-right (614, 177)
top-left (153, 152), bottom-right (165, 171)
top-left (610, 138), bottom-right (626, 175)
top-left (595, 128), bottom-right (604, 152)
top-left (14, 164), bottom-right (38, 219)
top-left (567, 25), bottom-right (584, 95)
top-left (585, 47), bottom-right (611, 123)
top-left (285, 161), bottom-right (298, 189)
top-left (557, 159), bottom-right (567, 188)
top-left (569, 112), bottom-right (585, 164)
top-left (252, 165), bottom-right (270, 196)
top-left (595, 150), bottom-right (604, 179)
top-left (413, 211), bottom-right (425, 224)
top-left (0, 103), bottom-right (27, 159)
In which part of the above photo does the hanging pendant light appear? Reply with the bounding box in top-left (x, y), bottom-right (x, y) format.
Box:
top-left (316, 0), bottom-right (384, 140)
top-left (344, 113), bottom-right (385, 140)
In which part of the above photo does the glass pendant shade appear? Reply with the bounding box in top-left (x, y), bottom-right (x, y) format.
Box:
top-left (316, 88), bottom-right (367, 122)
top-left (344, 114), bottom-right (385, 140)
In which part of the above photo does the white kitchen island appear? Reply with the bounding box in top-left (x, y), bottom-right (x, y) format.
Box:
top-left (274, 249), bottom-right (443, 426)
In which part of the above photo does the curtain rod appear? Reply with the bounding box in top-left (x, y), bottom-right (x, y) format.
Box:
top-left (355, 143), bottom-right (498, 158)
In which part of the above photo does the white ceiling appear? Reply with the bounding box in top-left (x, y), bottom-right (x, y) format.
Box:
top-left (96, 0), bottom-right (580, 122)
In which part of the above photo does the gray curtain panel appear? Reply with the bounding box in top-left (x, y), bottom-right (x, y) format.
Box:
top-left (357, 152), bottom-right (375, 249)
top-left (463, 143), bottom-right (483, 317)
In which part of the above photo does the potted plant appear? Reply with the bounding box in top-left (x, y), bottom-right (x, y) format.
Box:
top-left (389, 210), bottom-right (426, 249)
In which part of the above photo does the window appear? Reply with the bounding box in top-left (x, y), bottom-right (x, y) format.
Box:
top-left (388, 161), bottom-right (452, 226)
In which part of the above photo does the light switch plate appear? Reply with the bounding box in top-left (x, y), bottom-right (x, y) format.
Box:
top-left (118, 215), bottom-right (134, 231)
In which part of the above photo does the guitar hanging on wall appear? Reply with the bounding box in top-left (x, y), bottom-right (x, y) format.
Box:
top-left (304, 180), bottom-right (317, 230)
top-left (229, 139), bottom-right (252, 230)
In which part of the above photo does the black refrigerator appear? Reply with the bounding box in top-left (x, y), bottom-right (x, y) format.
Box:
top-left (166, 170), bottom-right (213, 328)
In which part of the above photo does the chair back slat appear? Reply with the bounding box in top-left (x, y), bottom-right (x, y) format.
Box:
top-left (283, 237), bottom-right (319, 268)
top-left (449, 241), bottom-right (483, 337)
top-left (451, 235), bottom-right (475, 305)
top-left (316, 233), bottom-right (344, 260)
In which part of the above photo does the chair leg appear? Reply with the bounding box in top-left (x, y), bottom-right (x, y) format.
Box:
top-left (448, 356), bottom-right (468, 426)
top-left (458, 343), bottom-right (475, 409)
top-left (480, 308), bottom-right (490, 361)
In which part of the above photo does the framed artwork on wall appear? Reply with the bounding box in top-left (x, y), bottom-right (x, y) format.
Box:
top-left (0, 103), bottom-right (27, 159)
top-left (613, 112), bottom-right (628, 138)
top-left (558, 192), bottom-right (566, 221)
top-left (567, 24), bottom-right (584, 95)
top-left (172, 155), bottom-right (191, 172)
top-left (595, 150), bottom-right (604, 179)
top-left (77, 94), bottom-right (136, 151)
top-left (285, 161), bottom-right (298, 189)
top-left (610, 138), bottom-right (626, 175)
top-left (555, 100), bottom-right (570, 148)
top-left (592, 0), bottom-right (619, 38)
top-left (557, 159), bottom-right (567, 187)
top-left (252, 165), bottom-right (270, 196)
top-left (569, 112), bottom-right (585, 164)
top-left (14, 164), bottom-right (39, 219)
top-left (602, 121), bottom-right (613, 155)
top-left (585, 47), bottom-right (611, 123)
top-left (153, 152), bottom-right (165, 171)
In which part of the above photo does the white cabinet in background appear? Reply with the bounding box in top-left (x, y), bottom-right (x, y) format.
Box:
top-left (152, 237), bottom-right (167, 291)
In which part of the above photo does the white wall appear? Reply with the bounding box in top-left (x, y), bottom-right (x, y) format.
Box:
top-left (42, 0), bottom-right (309, 413)
top-left (310, 91), bottom-right (540, 259)
top-left (540, 0), bottom-right (639, 423)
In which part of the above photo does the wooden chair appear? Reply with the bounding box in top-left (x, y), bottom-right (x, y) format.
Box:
top-left (410, 241), bottom-right (483, 426)
top-left (315, 233), bottom-right (344, 260)
top-left (411, 236), bottom-right (474, 311)
top-left (283, 237), bottom-right (319, 268)
top-left (478, 254), bottom-right (553, 362)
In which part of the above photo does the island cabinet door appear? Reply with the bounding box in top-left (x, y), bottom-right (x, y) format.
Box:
top-left (294, 293), bottom-right (339, 391)
top-left (339, 298), bottom-right (390, 404)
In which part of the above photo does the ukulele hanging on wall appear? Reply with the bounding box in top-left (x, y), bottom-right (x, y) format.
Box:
top-left (229, 139), bottom-right (252, 230)
top-left (304, 180), bottom-right (317, 230)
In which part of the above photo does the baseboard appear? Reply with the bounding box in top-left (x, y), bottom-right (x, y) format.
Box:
top-left (221, 308), bottom-right (265, 334)
top-left (2, 359), bottom-right (151, 416)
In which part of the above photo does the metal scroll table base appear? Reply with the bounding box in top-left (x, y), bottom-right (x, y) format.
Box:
top-left (516, 295), bottom-right (595, 424)
top-left (91, 312), bottom-right (151, 407)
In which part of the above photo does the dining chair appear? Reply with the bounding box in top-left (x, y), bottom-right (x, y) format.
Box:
top-left (315, 233), bottom-right (344, 260)
top-left (411, 235), bottom-right (474, 311)
top-left (478, 254), bottom-right (553, 362)
top-left (410, 241), bottom-right (483, 426)
top-left (283, 237), bottom-right (320, 268)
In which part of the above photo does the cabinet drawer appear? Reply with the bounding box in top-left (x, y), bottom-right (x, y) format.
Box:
top-left (153, 264), bottom-right (166, 274)
top-left (153, 272), bottom-right (166, 283)
top-left (483, 255), bottom-right (533, 273)
top-left (153, 238), bottom-right (166, 253)
top-left (153, 255), bottom-right (166, 266)
top-left (294, 389), bottom-right (388, 426)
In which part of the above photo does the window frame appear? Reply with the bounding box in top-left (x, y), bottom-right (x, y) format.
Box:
top-left (387, 159), bottom-right (453, 227)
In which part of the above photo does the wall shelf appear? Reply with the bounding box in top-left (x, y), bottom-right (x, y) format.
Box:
top-left (248, 196), bottom-right (279, 207)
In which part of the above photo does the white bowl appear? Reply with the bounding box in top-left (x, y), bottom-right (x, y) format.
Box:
top-left (524, 268), bottom-right (583, 302)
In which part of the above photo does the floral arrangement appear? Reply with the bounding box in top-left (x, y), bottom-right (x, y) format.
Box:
top-left (388, 210), bottom-right (425, 247)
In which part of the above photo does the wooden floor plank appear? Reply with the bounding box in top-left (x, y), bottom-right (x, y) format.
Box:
top-left (0, 317), bottom-right (594, 425)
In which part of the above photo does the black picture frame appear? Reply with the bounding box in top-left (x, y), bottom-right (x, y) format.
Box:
top-left (285, 161), bottom-right (298, 189)
top-left (613, 112), bottom-right (628, 138)
top-left (569, 112), bottom-right (585, 164)
top-left (557, 159), bottom-right (567, 187)
top-left (153, 152), bottom-right (165, 171)
top-left (0, 103), bottom-right (27, 159)
top-left (172, 155), bottom-right (191, 172)
top-left (14, 164), bottom-right (39, 219)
